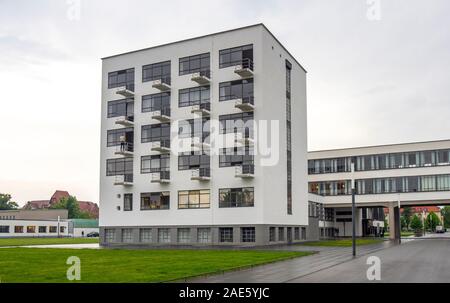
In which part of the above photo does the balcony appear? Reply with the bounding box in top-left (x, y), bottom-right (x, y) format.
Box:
top-left (115, 84), bottom-right (135, 98)
top-left (191, 70), bottom-right (211, 85)
top-left (190, 137), bottom-right (210, 150)
top-left (191, 168), bottom-right (211, 181)
top-left (235, 164), bottom-right (254, 178)
top-left (150, 107), bottom-right (171, 123)
top-left (113, 174), bottom-right (133, 186)
top-left (115, 115), bottom-right (134, 127)
top-left (151, 77), bottom-right (171, 92)
top-left (151, 171), bottom-right (170, 184)
top-left (191, 103), bottom-right (210, 116)
top-left (235, 96), bottom-right (254, 112)
top-left (151, 140), bottom-right (171, 154)
top-left (234, 133), bottom-right (254, 147)
top-left (234, 59), bottom-right (254, 78)
top-left (114, 142), bottom-right (134, 157)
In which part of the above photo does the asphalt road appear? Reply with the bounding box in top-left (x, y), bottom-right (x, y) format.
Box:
top-left (292, 238), bottom-right (450, 283)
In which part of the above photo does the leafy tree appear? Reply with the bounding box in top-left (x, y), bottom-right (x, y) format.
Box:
top-left (400, 216), bottom-right (408, 231)
top-left (0, 194), bottom-right (19, 210)
top-left (425, 211), bottom-right (441, 232)
top-left (410, 214), bottom-right (423, 232)
top-left (50, 195), bottom-right (91, 219)
top-left (402, 207), bottom-right (412, 229)
top-left (441, 206), bottom-right (450, 228)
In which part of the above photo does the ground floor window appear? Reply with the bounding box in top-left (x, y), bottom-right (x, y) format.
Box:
top-left (177, 228), bottom-right (191, 243)
top-left (105, 229), bottom-right (116, 243)
top-left (241, 227), bottom-right (255, 242)
top-left (0, 226), bottom-right (9, 233)
top-left (197, 228), bottom-right (211, 243)
top-left (278, 227), bottom-right (285, 241)
top-left (158, 228), bottom-right (171, 243)
top-left (139, 228), bottom-right (152, 243)
top-left (219, 227), bottom-right (233, 243)
top-left (301, 227), bottom-right (307, 240)
top-left (60, 226), bottom-right (66, 233)
top-left (14, 226), bottom-right (23, 233)
top-left (49, 226), bottom-right (57, 233)
top-left (122, 228), bottom-right (133, 243)
top-left (27, 226), bottom-right (36, 233)
top-left (124, 193), bottom-right (133, 211)
top-left (269, 227), bottom-right (276, 242)
top-left (38, 226), bottom-right (47, 233)
top-left (294, 227), bottom-right (300, 240)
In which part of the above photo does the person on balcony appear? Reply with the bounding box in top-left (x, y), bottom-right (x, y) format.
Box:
top-left (119, 135), bottom-right (126, 151)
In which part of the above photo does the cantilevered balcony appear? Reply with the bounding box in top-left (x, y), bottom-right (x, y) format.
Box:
top-left (234, 58), bottom-right (254, 78)
top-left (150, 107), bottom-right (171, 123)
top-left (115, 115), bottom-right (134, 127)
top-left (115, 84), bottom-right (135, 98)
top-left (191, 102), bottom-right (211, 116)
top-left (235, 96), bottom-right (254, 112)
top-left (191, 168), bottom-right (211, 181)
top-left (190, 136), bottom-right (210, 150)
top-left (113, 174), bottom-right (133, 186)
top-left (235, 164), bottom-right (254, 178)
top-left (114, 142), bottom-right (134, 157)
top-left (151, 171), bottom-right (170, 184)
top-left (234, 133), bottom-right (254, 147)
top-left (191, 70), bottom-right (211, 85)
top-left (151, 77), bottom-right (171, 91)
top-left (151, 140), bottom-right (171, 154)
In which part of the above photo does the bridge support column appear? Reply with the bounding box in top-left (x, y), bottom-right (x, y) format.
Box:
top-left (388, 203), bottom-right (401, 243)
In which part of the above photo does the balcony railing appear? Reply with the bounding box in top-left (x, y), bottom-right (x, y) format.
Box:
top-left (151, 171), bottom-right (170, 183)
top-left (151, 76), bottom-right (171, 91)
top-left (235, 164), bottom-right (255, 178)
top-left (151, 107), bottom-right (171, 122)
top-left (114, 142), bottom-right (134, 157)
top-left (115, 84), bottom-right (135, 98)
top-left (114, 174), bottom-right (133, 186)
top-left (191, 167), bottom-right (211, 181)
top-left (115, 115), bottom-right (135, 127)
top-left (234, 59), bottom-right (254, 78)
top-left (191, 70), bottom-right (211, 85)
top-left (234, 132), bottom-right (254, 147)
top-left (151, 139), bottom-right (171, 153)
top-left (191, 102), bottom-right (211, 116)
top-left (235, 96), bottom-right (255, 111)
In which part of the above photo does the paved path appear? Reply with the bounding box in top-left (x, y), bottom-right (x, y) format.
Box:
top-left (293, 239), bottom-right (450, 283)
top-left (188, 240), bottom-right (395, 283)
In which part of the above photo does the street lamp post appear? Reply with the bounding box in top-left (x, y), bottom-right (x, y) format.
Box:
top-left (351, 160), bottom-right (356, 257)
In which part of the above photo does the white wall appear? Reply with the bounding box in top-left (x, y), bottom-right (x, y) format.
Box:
top-left (0, 220), bottom-right (69, 237)
top-left (73, 228), bottom-right (99, 237)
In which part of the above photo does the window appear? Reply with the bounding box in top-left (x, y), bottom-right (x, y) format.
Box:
top-left (219, 227), bottom-right (233, 243)
top-left (437, 175), bottom-right (450, 191)
top-left (139, 228), bottom-right (152, 243)
top-left (219, 112), bottom-right (254, 135)
top-left (219, 79), bottom-right (253, 101)
top-left (108, 68), bottom-right (134, 89)
top-left (49, 226), bottom-right (57, 233)
top-left (179, 86), bottom-right (210, 107)
top-left (121, 228), bottom-right (133, 243)
top-left (219, 44), bottom-right (253, 69)
top-left (179, 53), bottom-right (210, 75)
top-left (219, 187), bottom-right (254, 208)
top-left (141, 192), bottom-right (170, 210)
top-left (219, 147), bottom-right (254, 167)
top-left (141, 154), bottom-right (170, 173)
top-left (27, 226), bottom-right (36, 233)
top-left (437, 150), bottom-right (450, 164)
top-left (178, 190), bottom-right (210, 209)
top-left (178, 152), bottom-right (210, 170)
top-left (177, 228), bottom-right (191, 243)
top-left (158, 228), bottom-right (170, 243)
top-left (123, 193), bottom-right (133, 211)
top-left (142, 60), bottom-right (171, 83)
top-left (269, 227), bottom-right (276, 242)
top-left (107, 99), bottom-right (134, 118)
top-left (38, 226), bottom-right (47, 233)
top-left (60, 226), bottom-right (65, 233)
top-left (178, 118), bottom-right (210, 141)
top-left (294, 227), bottom-right (300, 240)
top-left (14, 226), bottom-right (23, 233)
top-left (241, 227), bottom-right (255, 243)
top-left (107, 128), bottom-right (134, 147)
top-left (286, 60), bottom-right (292, 215)
top-left (278, 227), bottom-right (285, 241)
top-left (142, 92), bottom-right (170, 113)
top-left (0, 226), bottom-right (9, 233)
top-left (105, 229), bottom-right (115, 243)
top-left (302, 227), bottom-right (306, 240)
top-left (197, 228), bottom-right (211, 243)
top-left (106, 158), bottom-right (133, 176)
top-left (141, 123), bottom-right (170, 144)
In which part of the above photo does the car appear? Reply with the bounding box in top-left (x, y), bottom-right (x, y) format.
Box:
top-left (86, 232), bottom-right (99, 237)
top-left (436, 226), bottom-right (446, 234)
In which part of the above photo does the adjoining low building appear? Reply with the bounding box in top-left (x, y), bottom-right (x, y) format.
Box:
top-left (68, 219), bottom-right (99, 237)
top-left (0, 209), bottom-right (69, 238)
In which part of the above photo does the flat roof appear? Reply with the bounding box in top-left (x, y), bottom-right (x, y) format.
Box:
top-left (309, 138), bottom-right (450, 154)
top-left (101, 23), bottom-right (307, 73)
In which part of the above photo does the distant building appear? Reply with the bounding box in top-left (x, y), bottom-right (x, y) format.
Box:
top-left (23, 190), bottom-right (99, 218)
top-left (68, 219), bottom-right (99, 237)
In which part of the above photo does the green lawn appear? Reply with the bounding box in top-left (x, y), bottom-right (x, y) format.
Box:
top-left (384, 231), bottom-right (415, 237)
top-left (301, 238), bottom-right (384, 247)
top-left (0, 237), bottom-right (98, 247)
top-left (0, 248), bottom-right (311, 283)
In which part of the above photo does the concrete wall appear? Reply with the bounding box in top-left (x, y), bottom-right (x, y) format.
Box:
top-left (0, 219), bottom-right (69, 237)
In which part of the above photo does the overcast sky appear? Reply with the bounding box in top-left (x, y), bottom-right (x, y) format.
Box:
top-left (1, 0), bottom-right (449, 205)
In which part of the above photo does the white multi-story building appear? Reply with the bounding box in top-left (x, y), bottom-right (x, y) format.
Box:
top-left (307, 140), bottom-right (450, 239)
top-left (99, 24), bottom-right (308, 246)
